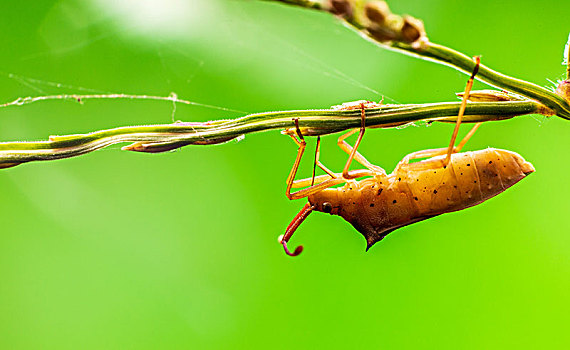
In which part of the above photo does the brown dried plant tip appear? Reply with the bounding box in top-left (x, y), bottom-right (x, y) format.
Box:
top-left (555, 80), bottom-right (570, 103)
top-left (361, 1), bottom-right (426, 46)
top-left (367, 26), bottom-right (396, 42)
top-left (401, 16), bottom-right (424, 43)
top-left (328, 0), bottom-right (352, 18)
top-left (364, 1), bottom-right (390, 25)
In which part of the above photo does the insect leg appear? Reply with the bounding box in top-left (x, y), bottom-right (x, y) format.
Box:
top-left (311, 136), bottom-right (319, 186)
top-left (292, 169), bottom-right (376, 188)
top-left (285, 118), bottom-right (307, 200)
top-left (398, 122), bottom-right (481, 165)
top-left (278, 202), bottom-right (315, 257)
top-left (454, 122), bottom-right (481, 152)
top-left (305, 135), bottom-right (376, 187)
top-left (313, 135), bottom-right (336, 182)
top-left (338, 103), bottom-right (386, 178)
top-left (395, 148), bottom-right (449, 171)
top-left (443, 56), bottom-right (481, 166)
top-left (285, 119), bottom-right (351, 200)
top-left (295, 174), bottom-right (335, 188)
top-left (396, 122), bottom-right (482, 171)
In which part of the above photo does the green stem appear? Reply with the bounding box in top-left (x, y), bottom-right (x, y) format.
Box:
top-left (389, 42), bottom-right (570, 120)
top-left (0, 100), bottom-right (540, 168)
top-left (267, 0), bottom-right (570, 119)
top-left (1, 0), bottom-right (563, 169)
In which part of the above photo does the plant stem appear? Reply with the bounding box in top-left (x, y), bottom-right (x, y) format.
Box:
top-left (387, 42), bottom-right (570, 120)
top-left (266, 0), bottom-right (570, 120)
top-left (0, 0), bottom-right (563, 169)
top-left (0, 100), bottom-right (541, 168)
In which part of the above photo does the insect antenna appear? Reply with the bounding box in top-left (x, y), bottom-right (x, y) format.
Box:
top-left (278, 203), bottom-right (315, 257)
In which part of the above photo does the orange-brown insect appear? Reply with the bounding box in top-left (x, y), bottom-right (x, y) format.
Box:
top-left (278, 57), bottom-right (535, 256)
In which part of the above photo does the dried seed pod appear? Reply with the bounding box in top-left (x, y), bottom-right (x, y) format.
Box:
top-left (400, 16), bottom-right (425, 43)
top-left (328, 0), bottom-right (352, 18)
top-left (364, 1), bottom-right (391, 26)
top-left (367, 26), bottom-right (397, 42)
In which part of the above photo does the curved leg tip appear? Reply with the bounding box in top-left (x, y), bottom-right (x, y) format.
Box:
top-left (281, 239), bottom-right (303, 257)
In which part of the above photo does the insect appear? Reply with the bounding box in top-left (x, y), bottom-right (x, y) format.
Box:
top-left (278, 57), bottom-right (535, 256)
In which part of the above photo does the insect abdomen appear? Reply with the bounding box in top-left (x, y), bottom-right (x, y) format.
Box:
top-left (308, 148), bottom-right (534, 250)
top-left (348, 178), bottom-right (419, 245)
top-left (406, 148), bottom-right (534, 216)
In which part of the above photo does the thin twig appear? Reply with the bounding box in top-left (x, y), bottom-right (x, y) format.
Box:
top-left (0, 100), bottom-right (543, 168)
top-left (0, 93), bottom-right (246, 114)
top-left (267, 0), bottom-right (570, 119)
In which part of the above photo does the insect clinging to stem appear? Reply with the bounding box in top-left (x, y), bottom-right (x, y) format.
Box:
top-left (278, 56), bottom-right (535, 257)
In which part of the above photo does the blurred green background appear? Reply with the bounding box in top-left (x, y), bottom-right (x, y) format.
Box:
top-left (1, 0), bottom-right (569, 349)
